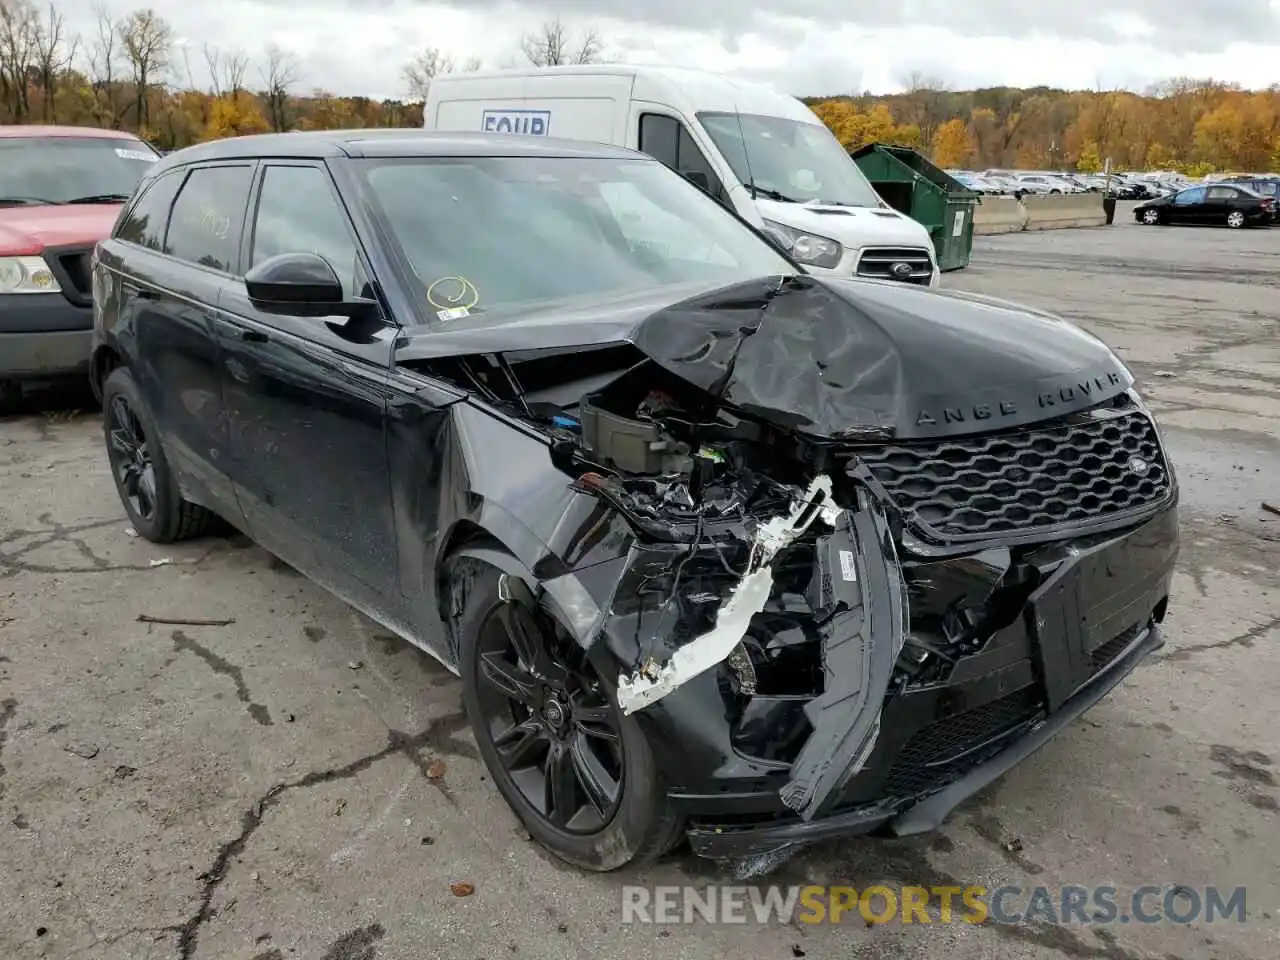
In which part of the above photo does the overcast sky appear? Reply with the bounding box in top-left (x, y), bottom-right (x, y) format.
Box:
top-left (74, 0), bottom-right (1280, 99)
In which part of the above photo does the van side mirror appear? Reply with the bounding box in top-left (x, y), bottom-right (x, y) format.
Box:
top-left (682, 170), bottom-right (710, 193)
top-left (244, 252), bottom-right (379, 321)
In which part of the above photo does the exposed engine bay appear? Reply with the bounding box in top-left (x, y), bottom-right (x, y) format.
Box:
top-left (403, 274), bottom-right (1179, 836)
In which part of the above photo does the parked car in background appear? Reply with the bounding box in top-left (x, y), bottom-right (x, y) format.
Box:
top-left (1134, 183), bottom-right (1274, 228)
top-left (1220, 176), bottom-right (1280, 221)
top-left (1013, 174), bottom-right (1085, 194)
top-left (951, 172), bottom-right (1007, 194)
top-left (1, 125), bottom-right (159, 412)
top-left (91, 129), bottom-right (1177, 871)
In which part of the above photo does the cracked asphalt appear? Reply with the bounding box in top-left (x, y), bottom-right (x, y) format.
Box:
top-left (2, 208), bottom-right (1278, 959)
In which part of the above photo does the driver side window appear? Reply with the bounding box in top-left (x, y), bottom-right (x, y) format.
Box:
top-left (1174, 188), bottom-right (1205, 205)
top-left (638, 114), bottom-right (726, 203)
top-left (250, 164), bottom-right (363, 299)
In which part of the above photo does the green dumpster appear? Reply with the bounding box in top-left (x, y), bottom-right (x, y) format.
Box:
top-left (850, 142), bottom-right (979, 271)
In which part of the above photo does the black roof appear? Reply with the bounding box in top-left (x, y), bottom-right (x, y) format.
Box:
top-left (149, 129), bottom-right (646, 173)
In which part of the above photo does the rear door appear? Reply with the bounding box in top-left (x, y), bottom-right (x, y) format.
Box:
top-left (99, 163), bottom-right (251, 519)
top-left (1204, 185), bottom-right (1242, 224)
top-left (215, 161), bottom-right (402, 602)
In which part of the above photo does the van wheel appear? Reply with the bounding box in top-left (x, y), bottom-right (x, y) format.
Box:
top-left (102, 367), bottom-right (219, 543)
top-left (451, 560), bottom-right (684, 871)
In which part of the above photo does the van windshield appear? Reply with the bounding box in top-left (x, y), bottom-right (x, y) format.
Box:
top-left (698, 112), bottom-right (882, 208)
top-left (357, 155), bottom-right (794, 323)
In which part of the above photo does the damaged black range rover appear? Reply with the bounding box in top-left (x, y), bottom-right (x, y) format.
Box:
top-left (91, 131), bottom-right (1178, 871)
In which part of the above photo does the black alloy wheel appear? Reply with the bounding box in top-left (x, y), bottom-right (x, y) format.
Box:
top-left (100, 367), bottom-right (218, 543)
top-left (473, 596), bottom-right (625, 834)
top-left (106, 393), bottom-right (159, 523)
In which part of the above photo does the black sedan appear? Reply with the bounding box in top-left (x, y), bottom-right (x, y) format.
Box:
top-left (1134, 183), bottom-right (1274, 227)
top-left (89, 130), bottom-right (1178, 871)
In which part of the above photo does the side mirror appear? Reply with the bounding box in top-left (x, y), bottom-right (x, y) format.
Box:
top-left (244, 252), bottom-right (377, 320)
top-left (682, 170), bottom-right (710, 193)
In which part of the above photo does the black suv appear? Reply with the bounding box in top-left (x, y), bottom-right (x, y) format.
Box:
top-left (90, 131), bottom-right (1179, 871)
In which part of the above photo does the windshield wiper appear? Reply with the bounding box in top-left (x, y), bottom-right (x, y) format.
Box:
top-left (64, 193), bottom-right (132, 204)
top-left (745, 182), bottom-right (797, 203)
top-left (0, 196), bottom-right (62, 206)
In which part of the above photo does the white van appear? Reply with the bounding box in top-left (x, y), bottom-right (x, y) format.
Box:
top-left (423, 65), bottom-right (941, 287)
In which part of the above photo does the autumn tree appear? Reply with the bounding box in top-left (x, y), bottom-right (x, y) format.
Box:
top-left (119, 8), bottom-right (172, 133)
top-left (520, 18), bottom-right (603, 67)
top-left (202, 92), bottom-right (269, 141)
top-left (1075, 140), bottom-right (1103, 173)
top-left (899, 71), bottom-right (949, 149)
top-left (931, 117), bottom-right (974, 167)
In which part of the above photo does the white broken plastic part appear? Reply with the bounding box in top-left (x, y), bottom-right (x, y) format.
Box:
top-left (616, 474), bottom-right (842, 716)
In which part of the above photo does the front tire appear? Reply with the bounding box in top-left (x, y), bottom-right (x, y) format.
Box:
top-left (1141, 208), bottom-right (1162, 225)
top-left (451, 560), bottom-right (683, 871)
top-left (101, 367), bottom-right (218, 543)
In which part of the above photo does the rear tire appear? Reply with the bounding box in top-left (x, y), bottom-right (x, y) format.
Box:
top-left (101, 367), bottom-right (218, 543)
top-left (1226, 210), bottom-right (1246, 229)
top-left (450, 559), bottom-right (683, 872)
top-left (0, 380), bottom-right (20, 416)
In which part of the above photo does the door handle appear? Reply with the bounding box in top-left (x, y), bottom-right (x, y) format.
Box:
top-left (126, 285), bottom-right (158, 300)
top-left (240, 329), bottom-right (269, 343)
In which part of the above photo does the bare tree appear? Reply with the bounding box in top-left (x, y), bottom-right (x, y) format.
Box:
top-left (520, 18), bottom-right (603, 67)
top-left (401, 47), bottom-right (453, 102)
top-left (258, 43), bottom-right (298, 131)
top-left (400, 47), bottom-right (481, 102)
top-left (31, 2), bottom-right (75, 121)
top-left (203, 41), bottom-right (248, 98)
top-left (0, 0), bottom-right (40, 121)
top-left (119, 8), bottom-right (172, 130)
top-left (84, 1), bottom-right (127, 126)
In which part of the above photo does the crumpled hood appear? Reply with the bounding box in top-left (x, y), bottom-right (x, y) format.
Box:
top-left (396, 275), bottom-right (1132, 441)
top-left (0, 204), bottom-right (122, 253)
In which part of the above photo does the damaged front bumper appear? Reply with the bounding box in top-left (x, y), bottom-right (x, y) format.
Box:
top-left (545, 468), bottom-right (1177, 860)
top-left (684, 620), bottom-right (1165, 860)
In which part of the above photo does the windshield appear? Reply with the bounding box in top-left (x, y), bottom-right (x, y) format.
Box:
top-left (0, 136), bottom-right (158, 205)
top-left (697, 111), bottom-right (883, 207)
top-left (356, 155), bottom-right (795, 323)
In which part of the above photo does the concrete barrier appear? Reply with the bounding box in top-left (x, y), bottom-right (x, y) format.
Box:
top-left (1022, 193), bottom-right (1107, 230)
top-left (973, 196), bottom-right (1027, 234)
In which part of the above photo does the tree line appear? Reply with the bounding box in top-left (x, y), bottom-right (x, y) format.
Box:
top-left (0, 1), bottom-right (603, 148)
top-left (2, 1), bottom-right (1277, 174)
top-left (810, 75), bottom-right (1280, 175)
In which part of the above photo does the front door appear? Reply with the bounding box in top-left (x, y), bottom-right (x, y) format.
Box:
top-left (1169, 186), bottom-right (1207, 223)
top-left (215, 162), bottom-right (402, 600)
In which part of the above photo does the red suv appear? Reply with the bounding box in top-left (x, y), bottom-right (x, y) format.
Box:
top-left (1, 126), bottom-right (159, 411)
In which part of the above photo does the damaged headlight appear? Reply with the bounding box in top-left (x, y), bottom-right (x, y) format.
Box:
top-left (761, 219), bottom-right (843, 269)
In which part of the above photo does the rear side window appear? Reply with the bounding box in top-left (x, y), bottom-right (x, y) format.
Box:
top-left (1206, 186), bottom-right (1238, 200)
top-left (638, 114), bottom-right (725, 201)
top-left (115, 171), bottom-right (183, 250)
top-left (165, 165), bottom-right (254, 273)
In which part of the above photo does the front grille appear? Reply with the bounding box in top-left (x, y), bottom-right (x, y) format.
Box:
top-left (42, 246), bottom-right (93, 307)
top-left (883, 688), bottom-right (1043, 797)
top-left (850, 405), bottom-right (1171, 538)
top-left (856, 246), bottom-right (933, 284)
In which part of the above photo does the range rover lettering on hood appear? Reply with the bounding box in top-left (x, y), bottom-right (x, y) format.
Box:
top-left (398, 273), bottom-right (1133, 441)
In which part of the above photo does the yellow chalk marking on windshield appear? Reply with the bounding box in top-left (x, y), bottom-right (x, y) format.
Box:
top-left (426, 275), bottom-right (479, 312)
